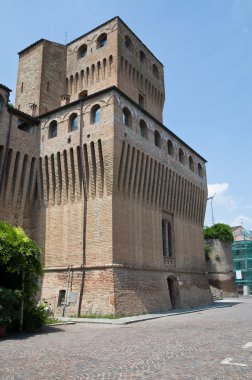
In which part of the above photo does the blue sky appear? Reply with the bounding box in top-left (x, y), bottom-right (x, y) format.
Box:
top-left (1, 0), bottom-right (252, 229)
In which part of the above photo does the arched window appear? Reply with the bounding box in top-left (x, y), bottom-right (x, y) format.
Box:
top-left (48, 120), bottom-right (57, 139)
top-left (91, 104), bottom-right (101, 124)
top-left (153, 64), bottom-right (159, 79)
top-left (140, 119), bottom-right (148, 139)
top-left (79, 90), bottom-right (88, 99)
top-left (69, 113), bottom-right (78, 132)
top-left (78, 44), bottom-right (87, 58)
top-left (179, 148), bottom-right (185, 164)
top-left (97, 33), bottom-right (107, 49)
top-left (189, 156), bottom-right (194, 171)
top-left (154, 130), bottom-right (161, 148)
top-left (125, 35), bottom-right (132, 50)
top-left (123, 107), bottom-right (132, 127)
top-left (167, 139), bottom-right (174, 156)
top-left (198, 163), bottom-right (203, 177)
top-left (140, 51), bottom-right (146, 64)
top-left (0, 96), bottom-right (4, 121)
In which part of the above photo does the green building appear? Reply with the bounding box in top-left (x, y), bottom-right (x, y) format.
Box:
top-left (232, 226), bottom-right (252, 294)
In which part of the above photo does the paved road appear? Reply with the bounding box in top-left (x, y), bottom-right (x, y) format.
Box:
top-left (1, 298), bottom-right (252, 380)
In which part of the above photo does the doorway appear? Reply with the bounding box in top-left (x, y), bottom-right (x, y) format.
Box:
top-left (167, 276), bottom-right (180, 309)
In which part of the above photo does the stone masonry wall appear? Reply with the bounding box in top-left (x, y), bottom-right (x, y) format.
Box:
top-left (206, 239), bottom-right (237, 297)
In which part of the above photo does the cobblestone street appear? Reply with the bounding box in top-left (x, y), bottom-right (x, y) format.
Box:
top-left (1, 298), bottom-right (252, 380)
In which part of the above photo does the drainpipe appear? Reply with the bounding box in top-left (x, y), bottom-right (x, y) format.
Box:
top-left (77, 99), bottom-right (87, 317)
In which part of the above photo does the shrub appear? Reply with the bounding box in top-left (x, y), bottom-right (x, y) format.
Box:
top-left (0, 221), bottom-right (43, 332)
top-left (204, 223), bottom-right (233, 242)
top-left (22, 305), bottom-right (48, 332)
top-left (0, 287), bottom-right (21, 327)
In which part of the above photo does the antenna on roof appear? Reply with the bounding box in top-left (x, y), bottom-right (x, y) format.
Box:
top-left (65, 32), bottom-right (68, 45)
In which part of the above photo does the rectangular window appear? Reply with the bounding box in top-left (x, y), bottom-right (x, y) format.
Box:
top-left (58, 289), bottom-right (66, 306)
top-left (162, 218), bottom-right (173, 257)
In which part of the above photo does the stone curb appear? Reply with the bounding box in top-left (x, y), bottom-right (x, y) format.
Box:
top-left (45, 321), bottom-right (76, 327)
top-left (57, 301), bottom-right (236, 325)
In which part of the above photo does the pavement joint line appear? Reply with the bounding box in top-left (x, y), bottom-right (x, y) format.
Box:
top-left (58, 301), bottom-right (235, 325)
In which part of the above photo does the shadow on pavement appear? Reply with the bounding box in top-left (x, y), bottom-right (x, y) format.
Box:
top-left (0, 325), bottom-right (65, 341)
top-left (214, 301), bottom-right (240, 307)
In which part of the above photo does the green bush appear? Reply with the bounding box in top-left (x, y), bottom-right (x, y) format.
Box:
top-left (22, 305), bottom-right (48, 332)
top-left (0, 287), bottom-right (21, 327)
top-left (204, 223), bottom-right (233, 242)
top-left (0, 221), bottom-right (43, 332)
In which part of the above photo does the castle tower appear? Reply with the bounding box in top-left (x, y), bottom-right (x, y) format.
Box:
top-left (1, 17), bottom-right (212, 316)
top-left (16, 18), bottom-right (164, 123)
top-left (16, 40), bottom-right (66, 115)
top-left (65, 17), bottom-right (165, 123)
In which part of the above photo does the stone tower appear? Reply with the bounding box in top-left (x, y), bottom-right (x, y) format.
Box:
top-left (1, 17), bottom-right (212, 316)
top-left (16, 40), bottom-right (66, 115)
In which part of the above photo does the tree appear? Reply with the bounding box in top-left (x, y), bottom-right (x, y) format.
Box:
top-left (0, 221), bottom-right (43, 331)
top-left (203, 223), bottom-right (234, 242)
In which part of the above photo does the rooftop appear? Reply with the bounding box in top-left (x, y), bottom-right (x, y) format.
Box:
top-left (0, 84), bottom-right (12, 93)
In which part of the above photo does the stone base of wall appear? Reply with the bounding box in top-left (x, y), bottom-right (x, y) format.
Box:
top-left (208, 273), bottom-right (238, 298)
top-left (40, 267), bottom-right (213, 317)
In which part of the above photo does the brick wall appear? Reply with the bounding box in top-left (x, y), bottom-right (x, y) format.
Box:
top-left (16, 40), bottom-right (66, 115)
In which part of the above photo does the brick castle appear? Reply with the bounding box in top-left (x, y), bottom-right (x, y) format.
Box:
top-left (0, 17), bottom-right (212, 315)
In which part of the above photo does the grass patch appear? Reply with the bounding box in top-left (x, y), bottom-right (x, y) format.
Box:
top-left (45, 317), bottom-right (60, 325)
top-left (74, 314), bottom-right (122, 319)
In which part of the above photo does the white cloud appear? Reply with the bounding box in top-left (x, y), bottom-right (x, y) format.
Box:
top-left (231, 215), bottom-right (252, 230)
top-left (208, 183), bottom-right (237, 211)
top-left (205, 183), bottom-right (252, 229)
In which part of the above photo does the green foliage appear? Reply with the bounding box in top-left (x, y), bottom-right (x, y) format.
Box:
top-left (0, 221), bottom-right (42, 275)
top-left (0, 221), bottom-right (42, 302)
top-left (0, 287), bottom-right (21, 326)
top-left (204, 223), bottom-right (234, 242)
top-left (0, 221), bottom-right (44, 331)
top-left (22, 305), bottom-right (48, 332)
top-left (45, 317), bottom-right (60, 325)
